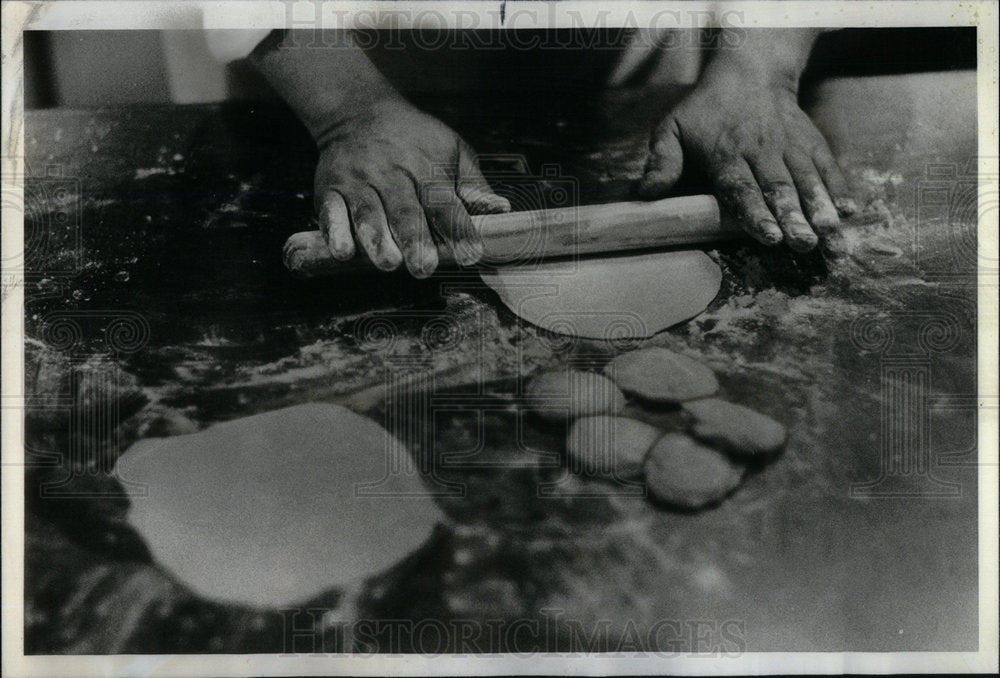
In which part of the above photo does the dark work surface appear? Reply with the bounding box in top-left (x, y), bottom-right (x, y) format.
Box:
top-left (22, 72), bottom-right (979, 653)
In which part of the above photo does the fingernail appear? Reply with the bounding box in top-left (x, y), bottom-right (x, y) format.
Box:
top-left (408, 246), bottom-right (438, 278)
top-left (375, 246), bottom-right (403, 271)
top-left (834, 197), bottom-right (858, 217)
top-left (422, 247), bottom-right (439, 272)
top-left (410, 265), bottom-right (432, 280)
top-left (485, 194), bottom-right (511, 213)
top-left (788, 231), bottom-right (819, 253)
top-left (756, 220), bottom-right (783, 245)
top-left (814, 205), bottom-right (841, 230)
top-left (330, 238), bottom-right (355, 261)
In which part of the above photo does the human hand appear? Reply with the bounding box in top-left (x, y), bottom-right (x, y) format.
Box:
top-left (313, 99), bottom-right (510, 277)
top-left (249, 30), bottom-right (509, 278)
top-left (639, 32), bottom-right (856, 252)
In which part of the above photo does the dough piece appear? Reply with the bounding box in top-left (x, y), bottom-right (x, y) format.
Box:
top-left (480, 250), bottom-right (722, 340)
top-left (114, 403), bottom-right (444, 608)
top-left (604, 347), bottom-right (718, 403)
top-left (527, 369), bottom-right (625, 423)
top-left (643, 433), bottom-right (743, 509)
top-left (566, 415), bottom-right (663, 477)
top-left (682, 398), bottom-right (787, 458)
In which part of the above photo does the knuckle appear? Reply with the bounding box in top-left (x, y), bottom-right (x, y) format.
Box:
top-left (808, 141), bottom-right (834, 160)
top-left (338, 189), bottom-right (363, 211)
top-left (392, 225), bottom-right (422, 251)
top-left (761, 178), bottom-right (796, 193)
top-left (387, 205), bottom-right (419, 227)
top-left (775, 203), bottom-right (807, 222)
top-left (348, 167), bottom-right (370, 183)
top-left (760, 180), bottom-right (797, 201)
top-left (808, 184), bottom-right (835, 204)
top-left (716, 180), bottom-right (760, 208)
top-left (351, 204), bottom-right (376, 227)
top-left (715, 168), bottom-right (756, 191)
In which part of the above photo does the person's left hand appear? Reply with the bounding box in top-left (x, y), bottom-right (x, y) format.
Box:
top-left (638, 58), bottom-right (856, 252)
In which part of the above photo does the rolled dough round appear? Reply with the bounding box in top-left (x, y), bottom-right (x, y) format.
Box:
top-left (604, 347), bottom-right (719, 403)
top-left (480, 250), bottom-right (722, 340)
top-left (643, 432), bottom-right (743, 510)
top-left (114, 403), bottom-right (444, 608)
top-left (526, 369), bottom-right (625, 423)
top-left (566, 415), bottom-right (663, 477)
top-left (682, 398), bottom-right (788, 458)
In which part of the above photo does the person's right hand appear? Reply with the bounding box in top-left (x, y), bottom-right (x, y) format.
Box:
top-left (313, 98), bottom-right (510, 278)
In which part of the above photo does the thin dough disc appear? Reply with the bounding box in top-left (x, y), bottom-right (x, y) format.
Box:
top-left (115, 403), bottom-right (444, 608)
top-left (480, 250), bottom-right (722, 340)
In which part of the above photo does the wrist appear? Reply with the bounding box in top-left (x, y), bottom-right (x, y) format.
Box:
top-left (311, 91), bottom-right (408, 148)
top-left (703, 28), bottom-right (821, 93)
top-left (249, 29), bottom-right (401, 145)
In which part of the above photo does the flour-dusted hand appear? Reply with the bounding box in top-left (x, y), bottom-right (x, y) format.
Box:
top-left (313, 100), bottom-right (509, 276)
top-left (251, 30), bottom-right (509, 278)
top-left (639, 29), bottom-right (856, 252)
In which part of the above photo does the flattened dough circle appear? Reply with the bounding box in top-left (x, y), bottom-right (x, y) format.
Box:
top-left (115, 403), bottom-right (444, 608)
top-left (480, 250), bottom-right (722, 340)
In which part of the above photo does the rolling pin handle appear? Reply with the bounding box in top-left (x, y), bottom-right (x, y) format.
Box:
top-left (284, 195), bottom-right (739, 278)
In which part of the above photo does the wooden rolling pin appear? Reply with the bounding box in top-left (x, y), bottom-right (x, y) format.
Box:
top-left (283, 194), bottom-right (742, 277)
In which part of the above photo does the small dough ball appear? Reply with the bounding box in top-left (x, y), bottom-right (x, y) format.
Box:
top-left (527, 369), bottom-right (625, 423)
top-left (566, 415), bottom-right (663, 477)
top-left (604, 347), bottom-right (718, 403)
top-left (643, 433), bottom-right (743, 510)
top-left (682, 398), bottom-right (787, 458)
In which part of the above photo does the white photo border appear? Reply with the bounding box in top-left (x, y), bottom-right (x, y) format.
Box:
top-left (2, 2), bottom-right (997, 675)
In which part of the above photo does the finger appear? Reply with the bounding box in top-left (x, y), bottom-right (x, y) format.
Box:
top-left (456, 141), bottom-right (510, 215)
top-left (785, 152), bottom-right (840, 233)
top-left (751, 156), bottom-right (818, 252)
top-left (813, 146), bottom-right (857, 217)
top-left (343, 185), bottom-right (403, 271)
top-left (317, 190), bottom-right (355, 261)
top-left (638, 117), bottom-right (684, 198)
top-left (419, 183), bottom-right (483, 266)
top-left (713, 159), bottom-right (784, 246)
top-left (375, 176), bottom-right (439, 278)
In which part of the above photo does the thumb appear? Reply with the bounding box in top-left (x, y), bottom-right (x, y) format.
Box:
top-left (456, 141), bottom-right (511, 215)
top-left (638, 117), bottom-right (684, 198)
